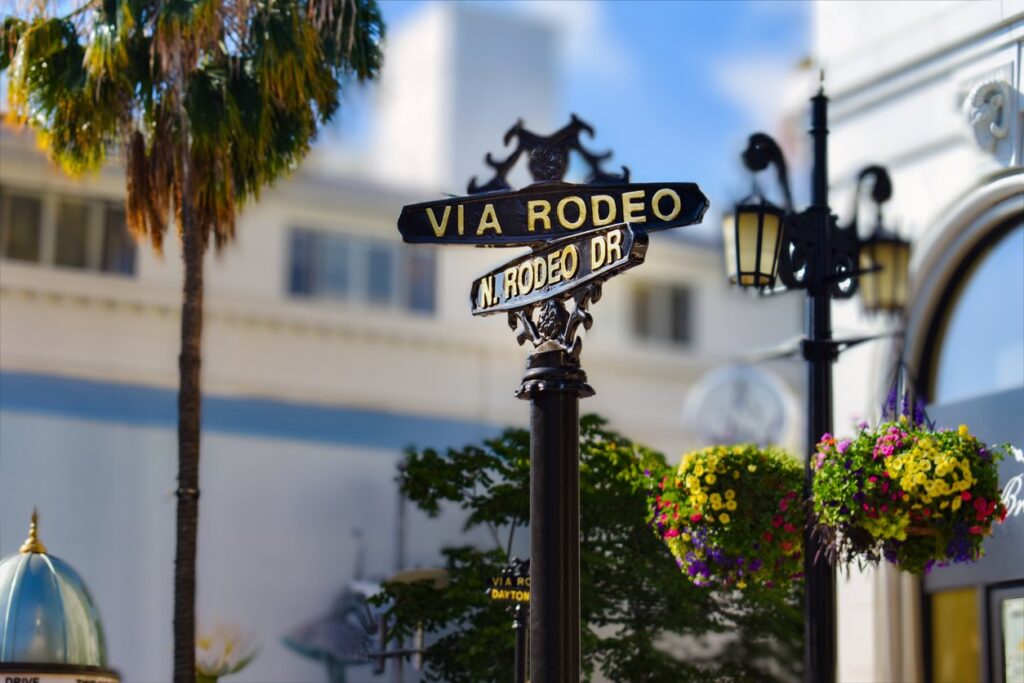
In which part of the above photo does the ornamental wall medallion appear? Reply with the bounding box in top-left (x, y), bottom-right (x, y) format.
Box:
top-left (963, 78), bottom-right (1012, 153)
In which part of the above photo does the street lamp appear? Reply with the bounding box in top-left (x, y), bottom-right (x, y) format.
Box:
top-left (725, 85), bottom-right (908, 683)
top-left (723, 133), bottom-right (793, 290)
top-left (849, 166), bottom-right (912, 315)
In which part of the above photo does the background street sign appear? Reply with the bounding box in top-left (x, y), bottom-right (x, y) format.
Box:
top-left (470, 223), bottom-right (646, 315)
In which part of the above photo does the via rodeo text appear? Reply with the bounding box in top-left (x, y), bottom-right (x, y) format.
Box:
top-left (470, 224), bottom-right (647, 315)
top-left (397, 183), bottom-right (704, 246)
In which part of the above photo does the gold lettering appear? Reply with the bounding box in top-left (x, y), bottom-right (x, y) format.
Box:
top-left (606, 228), bottom-right (623, 263)
top-left (458, 204), bottom-right (465, 236)
top-left (479, 275), bottom-right (495, 309)
top-left (651, 188), bottom-right (681, 221)
top-left (591, 194), bottom-right (616, 226)
top-left (622, 190), bottom-right (646, 223)
top-left (532, 256), bottom-right (547, 290)
top-left (591, 234), bottom-right (607, 270)
top-left (477, 204), bottom-right (503, 235)
top-left (557, 196), bottom-right (587, 230)
top-left (561, 244), bottom-right (579, 279)
top-left (426, 206), bottom-right (451, 238)
top-left (527, 200), bottom-right (552, 232)
top-left (503, 267), bottom-right (518, 299)
top-left (517, 262), bottom-right (533, 295)
top-left (547, 251), bottom-right (561, 284)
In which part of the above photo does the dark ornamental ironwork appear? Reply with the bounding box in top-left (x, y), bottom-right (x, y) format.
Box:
top-left (468, 115), bottom-right (629, 193)
top-left (395, 115), bottom-right (710, 683)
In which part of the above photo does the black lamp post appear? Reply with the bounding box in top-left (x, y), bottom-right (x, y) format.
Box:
top-left (724, 86), bottom-right (910, 683)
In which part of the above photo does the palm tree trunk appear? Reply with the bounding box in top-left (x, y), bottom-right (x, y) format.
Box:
top-left (173, 136), bottom-right (203, 682)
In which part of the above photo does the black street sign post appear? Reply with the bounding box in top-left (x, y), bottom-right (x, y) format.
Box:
top-left (397, 116), bottom-right (708, 682)
top-left (489, 558), bottom-right (531, 683)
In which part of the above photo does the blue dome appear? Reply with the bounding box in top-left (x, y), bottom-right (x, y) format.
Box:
top-left (0, 512), bottom-right (107, 666)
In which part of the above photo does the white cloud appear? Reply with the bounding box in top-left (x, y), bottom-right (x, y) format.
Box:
top-left (713, 54), bottom-right (810, 132)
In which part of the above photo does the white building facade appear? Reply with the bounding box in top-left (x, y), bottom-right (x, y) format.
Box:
top-left (815, 2), bottom-right (1024, 682)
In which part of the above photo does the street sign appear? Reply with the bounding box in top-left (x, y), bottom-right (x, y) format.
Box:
top-left (489, 574), bottom-right (530, 603)
top-left (470, 223), bottom-right (646, 315)
top-left (397, 182), bottom-right (707, 247)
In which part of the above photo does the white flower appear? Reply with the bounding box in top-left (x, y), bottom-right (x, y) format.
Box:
top-left (1011, 445), bottom-right (1023, 463)
top-left (196, 624), bottom-right (259, 678)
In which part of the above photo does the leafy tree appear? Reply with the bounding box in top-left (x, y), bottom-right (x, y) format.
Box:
top-left (1, 2), bottom-right (383, 680)
top-left (380, 415), bottom-right (803, 682)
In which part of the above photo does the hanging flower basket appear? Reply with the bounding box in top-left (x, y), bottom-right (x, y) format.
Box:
top-left (646, 444), bottom-right (804, 589)
top-left (812, 418), bottom-right (1009, 574)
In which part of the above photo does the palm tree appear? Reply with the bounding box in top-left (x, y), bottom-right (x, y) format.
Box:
top-left (1, 2), bottom-right (383, 680)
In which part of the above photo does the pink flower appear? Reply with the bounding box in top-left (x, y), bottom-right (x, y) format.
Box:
top-left (690, 513), bottom-right (703, 523)
top-left (664, 528), bottom-right (679, 538)
top-left (837, 439), bottom-right (851, 454)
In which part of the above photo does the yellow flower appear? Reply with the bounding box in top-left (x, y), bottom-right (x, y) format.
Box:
top-left (712, 500), bottom-right (723, 511)
top-left (694, 464), bottom-right (705, 476)
top-left (732, 470), bottom-right (740, 479)
top-left (951, 497), bottom-right (962, 511)
top-left (719, 513), bottom-right (730, 524)
top-left (958, 424), bottom-right (969, 437)
top-left (747, 465), bottom-right (757, 473)
top-left (726, 500), bottom-right (737, 511)
top-left (705, 473), bottom-right (717, 484)
top-left (725, 489), bottom-right (736, 500)
top-left (682, 533), bottom-right (691, 541)
top-left (737, 580), bottom-right (747, 589)
top-left (710, 493), bottom-right (722, 504)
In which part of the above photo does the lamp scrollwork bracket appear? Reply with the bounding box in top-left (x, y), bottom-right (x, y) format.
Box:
top-left (779, 209), bottom-right (859, 298)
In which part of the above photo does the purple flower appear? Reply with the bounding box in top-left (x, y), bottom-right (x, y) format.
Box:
top-left (837, 439), bottom-right (851, 454)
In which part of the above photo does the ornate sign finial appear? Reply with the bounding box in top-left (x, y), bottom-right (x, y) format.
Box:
top-left (467, 115), bottom-right (630, 194)
top-left (20, 506), bottom-right (48, 555)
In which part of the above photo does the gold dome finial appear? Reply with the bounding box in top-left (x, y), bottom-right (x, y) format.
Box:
top-left (20, 507), bottom-right (47, 555)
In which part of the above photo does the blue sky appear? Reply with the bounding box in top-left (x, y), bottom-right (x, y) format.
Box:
top-left (340, 0), bottom-right (812, 223)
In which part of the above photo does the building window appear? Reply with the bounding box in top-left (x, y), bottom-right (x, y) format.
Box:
top-left (287, 227), bottom-right (437, 314)
top-left (632, 282), bottom-right (692, 345)
top-left (0, 184), bottom-right (136, 276)
top-left (931, 221), bottom-right (1023, 404)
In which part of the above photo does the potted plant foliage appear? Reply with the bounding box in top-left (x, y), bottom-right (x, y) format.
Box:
top-left (646, 444), bottom-right (804, 589)
top-left (812, 417), bottom-right (1008, 574)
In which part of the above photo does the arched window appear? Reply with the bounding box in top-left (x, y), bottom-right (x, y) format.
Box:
top-left (928, 220), bottom-right (1024, 404)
